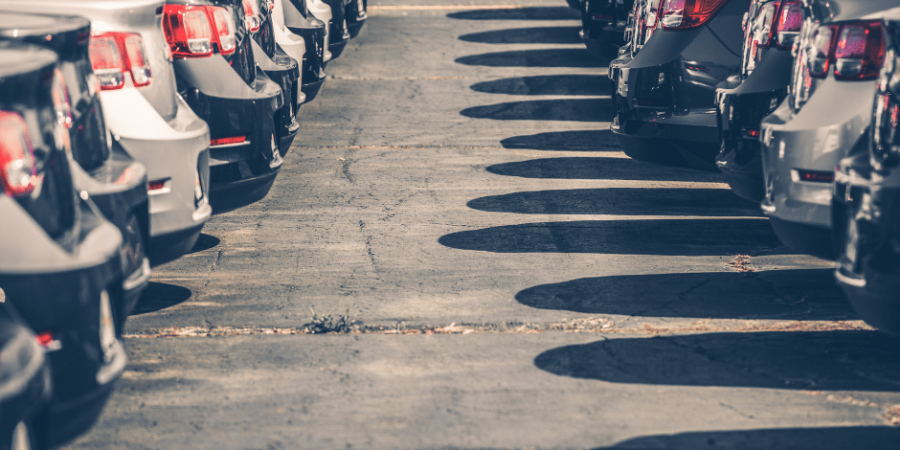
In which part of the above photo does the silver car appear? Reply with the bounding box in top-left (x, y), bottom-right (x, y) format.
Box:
top-left (759, 0), bottom-right (895, 258)
top-left (0, 0), bottom-right (213, 266)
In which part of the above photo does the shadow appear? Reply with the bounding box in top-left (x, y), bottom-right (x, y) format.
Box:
top-left (535, 330), bottom-right (900, 391)
top-left (456, 49), bottom-right (606, 68)
top-left (467, 188), bottom-right (762, 217)
top-left (500, 130), bottom-right (620, 151)
top-left (438, 219), bottom-right (781, 256)
top-left (486, 157), bottom-right (724, 182)
top-left (459, 26), bottom-right (582, 45)
top-left (516, 269), bottom-right (854, 321)
top-left (188, 233), bottom-right (220, 254)
top-left (471, 75), bottom-right (610, 96)
top-left (447, 7), bottom-right (579, 21)
top-left (461, 99), bottom-right (613, 122)
top-left (131, 282), bottom-right (193, 316)
top-left (593, 427), bottom-right (900, 449)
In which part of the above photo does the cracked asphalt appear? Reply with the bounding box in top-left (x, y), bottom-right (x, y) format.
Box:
top-left (64, 1), bottom-right (900, 448)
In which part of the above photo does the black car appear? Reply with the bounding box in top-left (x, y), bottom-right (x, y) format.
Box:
top-left (322, 0), bottom-right (351, 58)
top-left (0, 295), bottom-right (50, 450)
top-left (580, 0), bottom-right (635, 57)
top-left (0, 11), bottom-right (152, 328)
top-left (164, 0), bottom-right (286, 214)
top-left (833, 14), bottom-right (900, 336)
top-left (715, 0), bottom-right (800, 201)
top-left (282, 0), bottom-right (328, 103)
top-left (247, 0), bottom-right (303, 156)
top-left (0, 41), bottom-right (126, 449)
top-left (610, 0), bottom-right (750, 171)
top-left (346, 0), bottom-right (366, 38)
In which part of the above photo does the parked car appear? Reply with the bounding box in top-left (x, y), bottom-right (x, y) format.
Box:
top-left (759, 0), bottom-right (895, 259)
top-left (346, 0), bottom-right (367, 38)
top-left (0, 10), bottom-right (154, 325)
top-left (276, 0), bottom-right (328, 103)
top-left (246, 0), bottom-right (304, 156)
top-left (0, 41), bottom-right (126, 449)
top-left (0, 0), bottom-right (215, 267)
top-left (0, 292), bottom-right (51, 450)
top-left (610, 0), bottom-right (750, 171)
top-left (714, 0), bottom-right (800, 202)
top-left (304, 0), bottom-right (335, 62)
top-left (580, 0), bottom-right (635, 57)
top-left (163, 0), bottom-right (286, 214)
top-left (321, 0), bottom-right (351, 58)
top-left (833, 10), bottom-right (900, 337)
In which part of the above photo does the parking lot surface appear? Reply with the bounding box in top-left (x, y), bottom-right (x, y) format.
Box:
top-left (65, 1), bottom-right (900, 448)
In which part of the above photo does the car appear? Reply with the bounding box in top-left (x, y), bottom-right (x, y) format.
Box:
top-left (345, 0), bottom-right (366, 38)
top-left (714, 0), bottom-right (800, 202)
top-left (759, 0), bottom-right (896, 259)
top-left (0, 292), bottom-right (51, 450)
top-left (0, 41), bottom-right (126, 449)
top-left (245, 0), bottom-right (305, 156)
top-left (610, 0), bottom-right (750, 172)
top-left (580, 0), bottom-right (635, 57)
top-left (832, 10), bottom-right (900, 337)
top-left (163, 0), bottom-right (286, 214)
top-left (321, 0), bottom-right (351, 58)
top-left (276, 0), bottom-right (328, 103)
top-left (305, 0), bottom-right (336, 62)
top-left (0, 0), bottom-right (215, 267)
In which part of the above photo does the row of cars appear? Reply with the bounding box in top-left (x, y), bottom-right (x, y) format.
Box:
top-left (0, 0), bottom-right (366, 448)
top-left (574, 0), bottom-right (900, 336)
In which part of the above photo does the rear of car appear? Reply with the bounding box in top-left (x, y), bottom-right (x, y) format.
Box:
top-left (305, 0), bottom-right (335, 62)
top-left (346, 0), bottom-right (367, 38)
top-left (832, 13), bottom-right (900, 337)
top-left (0, 0), bottom-right (215, 267)
top-left (0, 42), bottom-right (126, 449)
top-left (277, 0), bottom-right (328, 103)
top-left (581, 0), bottom-right (635, 57)
top-left (759, 0), bottom-right (896, 259)
top-left (321, 0), bottom-right (351, 58)
top-left (610, 0), bottom-right (750, 171)
top-left (715, 0), bottom-right (800, 202)
top-left (0, 296), bottom-right (50, 450)
top-left (247, 0), bottom-right (304, 156)
top-left (165, 0), bottom-right (286, 214)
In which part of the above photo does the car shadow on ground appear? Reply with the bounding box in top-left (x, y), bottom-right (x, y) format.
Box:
top-left (535, 330), bottom-right (900, 391)
top-left (456, 49), bottom-right (606, 68)
top-left (188, 233), bottom-right (221, 254)
top-left (471, 75), bottom-right (610, 96)
top-left (438, 219), bottom-right (780, 256)
top-left (447, 7), bottom-right (579, 21)
top-left (516, 269), bottom-right (853, 321)
top-left (486, 157), bottom-right (723, 182)
top-left (592, 427), bottom-right (900, 449)
top-left (500, 130), bottom-right (618, 151)
top-left (459, 26), bottom-right (582, 44)
top-left (131, 282), bottom-right (192, 316)
top-left (461, 98), bottom-right (613, 122)
top-left (467, 188), bottom-right (762, 216)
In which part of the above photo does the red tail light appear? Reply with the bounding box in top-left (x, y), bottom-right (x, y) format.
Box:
top-left (89, 32), bottom-right (152, 90)
top-left (210, 135), bottom-right (247, 146)
top-left (834, 21), bottom-right (885, 81)
top-left (162, 4), bottom-right (237, 58)
top-left (659, 0), bottom-right (728, 30)
top-left (0, 112), bottom-right (39, 198)
top-left (243, 0), bottom-right (261, 32)
top-left (808, 24), bottom-right (840, 78)
top-left (774, 0), bottom-right (802, 49)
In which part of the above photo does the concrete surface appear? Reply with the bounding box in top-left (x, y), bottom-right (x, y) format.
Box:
top-left (63, 1), bottom-right (900, 448)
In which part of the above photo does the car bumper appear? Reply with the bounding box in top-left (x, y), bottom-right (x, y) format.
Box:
top-left (833, 155), bottom-right (900, 335)
top-left (346, 0), bottom-right (367, 38)
top-left (252, 40), bottom-right (302, 156)
top-left (175, 57), bottom-right (285, 214)
top-left (99, 88), bottom-right (212, 259)
top-left (282, 16), bottom-right (328, 103)
top-left (759, 78), bottom-right (875, 255)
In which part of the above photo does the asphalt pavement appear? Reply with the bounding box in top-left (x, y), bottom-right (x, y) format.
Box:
top-left (64, 1), bottom-right (900, 448)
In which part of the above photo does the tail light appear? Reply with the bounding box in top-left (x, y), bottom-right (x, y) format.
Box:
top-left (89, 32), bottom-right (152, 90)
top-left (774, 0), bottom-right (801, 49)
top-left (0, 112), bottom-right (39, 198)
top-left (162, 4), bottom-right (237, 58)
top-left (243, 0), bottom-right (261, 32)
top-left (834, 21), bottom-right (885, 80)
top-left (36, 331), bottom-right (61, 351)
top-left (660, 0), bottom-right (728, 30)
top-left (808, 24), bottom-right (839, 77)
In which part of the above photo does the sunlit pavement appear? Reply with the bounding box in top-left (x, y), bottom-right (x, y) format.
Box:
top-left (64, 1), bottom-right (900, 448)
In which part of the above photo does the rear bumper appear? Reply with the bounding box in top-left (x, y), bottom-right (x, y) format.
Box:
top-left (99, 88), bottom-right (212, 244)
top-left (252, 40), bottom-right (302, 155)
top-left (346, 0), bottom-right (367, 38)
